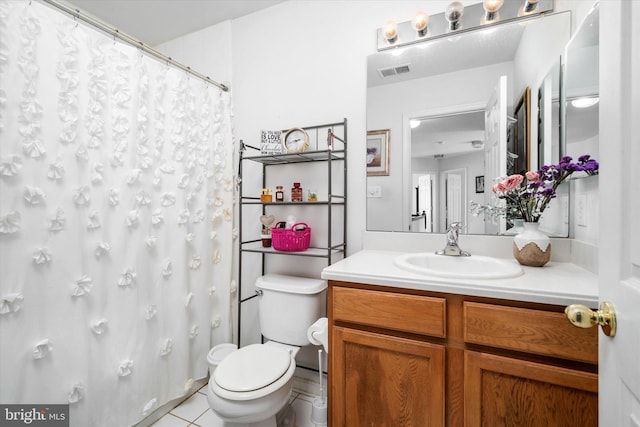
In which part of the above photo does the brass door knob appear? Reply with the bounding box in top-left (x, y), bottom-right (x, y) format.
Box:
top-left (565, 301), bottom-right (616, 337)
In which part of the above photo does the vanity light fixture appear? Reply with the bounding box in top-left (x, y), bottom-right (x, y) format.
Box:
top-left (383, 20), bottom-right (398, 43)
top-left (412, 11), bottom-right (429, 36)
top-left (375, 0), bottom-right (553, 51)
top-left (482, 0), bottom-right (504, 22)
top-left (410, 119), bottom-right (422, 129)
top-left (445, 2), bottom-right (465, 31)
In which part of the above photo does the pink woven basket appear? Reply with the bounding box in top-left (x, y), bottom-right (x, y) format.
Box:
top-left (271, 222), bottom-right (311, 252)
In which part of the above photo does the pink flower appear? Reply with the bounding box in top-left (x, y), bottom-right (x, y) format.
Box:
top-left (525, 170), bottom-right (540, 181)
top-left (503, 174), bottom-right (524, 191)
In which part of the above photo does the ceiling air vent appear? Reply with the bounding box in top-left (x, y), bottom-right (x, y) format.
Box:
top-left (378, 63), bottom-right (411, 78)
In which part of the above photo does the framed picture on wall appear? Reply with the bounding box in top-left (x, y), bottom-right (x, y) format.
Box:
top-left (475, 176), bottom-right (485, 193)
top-left (366, 129), bottom-right (390, 176)
top-left (513, 87), bottom-right (531, 175)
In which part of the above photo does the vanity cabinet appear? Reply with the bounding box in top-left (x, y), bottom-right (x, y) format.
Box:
top-left (328, 281), bottom-right (598, 427)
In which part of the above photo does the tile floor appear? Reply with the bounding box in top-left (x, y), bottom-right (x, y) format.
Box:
top-left (151, 383), bottom-right (321, 427)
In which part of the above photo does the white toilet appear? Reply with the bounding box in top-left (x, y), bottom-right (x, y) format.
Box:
top-left (207, 274), bottom-right (327, 427)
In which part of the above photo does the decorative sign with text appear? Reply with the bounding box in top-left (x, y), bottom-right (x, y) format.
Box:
top-left (261, 130), bottom-right (282, 155)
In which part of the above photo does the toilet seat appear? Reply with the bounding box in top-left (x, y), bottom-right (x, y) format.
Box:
top-left (211, 344), bottom-right (296, 401)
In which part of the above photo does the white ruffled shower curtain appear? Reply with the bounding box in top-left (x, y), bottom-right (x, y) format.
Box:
top-left (0, 1), bottom-right (235, 426)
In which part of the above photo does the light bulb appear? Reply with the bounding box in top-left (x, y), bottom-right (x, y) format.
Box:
top-left (383, 20), bottom-right (398, 42)
top-left (412, 11), bottom-right (429, 36)
top-left (483, 0), bottom-right (504, 13)
top-left (482, 0), bottom-right (504, 22)
top-left (445, 2), bottom-right (464, 31)
top-left (520, 0), bottom-right (539, 15)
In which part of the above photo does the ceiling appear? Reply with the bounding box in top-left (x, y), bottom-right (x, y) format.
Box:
top-left (411, 111), bottom-right (486, 159)
top-left (63, 0), bottom-right (285, 46)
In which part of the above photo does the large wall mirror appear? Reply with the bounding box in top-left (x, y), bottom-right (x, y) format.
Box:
top-left (366, 10), bottom-right (574, 235)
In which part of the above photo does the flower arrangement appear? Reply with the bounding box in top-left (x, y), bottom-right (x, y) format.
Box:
top-left (471, 155), bottom-right (598, 223)
top-left (494, 154), bottom-right (598, 222)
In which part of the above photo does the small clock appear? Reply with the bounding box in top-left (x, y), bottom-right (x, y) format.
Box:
top-left (283, 128), bottom-right (310, 153)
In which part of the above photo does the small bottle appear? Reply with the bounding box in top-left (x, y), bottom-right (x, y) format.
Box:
top-left (275, 186), bottom-right (284, 202)
top-left (307, 189), bottom-right (317, 202)
top-left (291, 182), bottom-right (303, 202)
top-left (260, 188), bottom-right (272, 203)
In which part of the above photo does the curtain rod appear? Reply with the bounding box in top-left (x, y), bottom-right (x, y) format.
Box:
top-left (38, 0), bottom-right (230, 92)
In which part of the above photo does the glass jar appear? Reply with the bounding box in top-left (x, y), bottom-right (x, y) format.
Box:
top-left (260, 188), bottom-right (272, 203)
top-left (291, 182), bottom-right (303, 202)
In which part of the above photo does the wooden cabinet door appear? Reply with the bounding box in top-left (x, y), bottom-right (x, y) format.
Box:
top-left (464, 351), bottom-right (598, 427)
top-left (331, 326), bottom-right (445, 427)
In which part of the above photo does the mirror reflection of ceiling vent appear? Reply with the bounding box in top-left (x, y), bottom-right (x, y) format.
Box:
top-left (378, 63), bottom-right (411, 78)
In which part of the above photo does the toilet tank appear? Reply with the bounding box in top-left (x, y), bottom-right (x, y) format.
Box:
top-left (255, 274), bottom-right (327, 346)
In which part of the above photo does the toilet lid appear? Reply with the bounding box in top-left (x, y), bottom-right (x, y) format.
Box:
top-left (214, 344), bottom-right (292, 392)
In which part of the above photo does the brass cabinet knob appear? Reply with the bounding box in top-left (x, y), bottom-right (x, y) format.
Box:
top-left (565, 301), bottom-right (616, 337)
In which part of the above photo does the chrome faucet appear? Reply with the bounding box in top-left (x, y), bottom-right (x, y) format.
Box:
top-left (436, 222), bottom-right (470, 256)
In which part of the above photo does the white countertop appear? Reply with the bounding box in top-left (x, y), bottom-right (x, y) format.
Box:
top-left (321, 249), bottom-right (598, 307)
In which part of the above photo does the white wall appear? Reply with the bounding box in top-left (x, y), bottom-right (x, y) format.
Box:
top-left (156, 21), bottom-right (233, 86)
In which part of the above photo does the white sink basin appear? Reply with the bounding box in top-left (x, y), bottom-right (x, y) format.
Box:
top-left (394, 252), bottom-right (523, 280)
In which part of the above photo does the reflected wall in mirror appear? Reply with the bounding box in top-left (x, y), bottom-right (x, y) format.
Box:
top-left (537, 59), bottom-right (561, 169)
top-left (563, 3), bottom-right (599, 164)
top-left (366, 10), bottom-right (571, 235)
top-left (562, 2), bottom-right (599, 245)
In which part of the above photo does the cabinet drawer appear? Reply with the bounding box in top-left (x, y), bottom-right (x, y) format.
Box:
top-left (463, 302), bottom-right (598, 364)
top-left (332, 286), bottom-right (446, 338)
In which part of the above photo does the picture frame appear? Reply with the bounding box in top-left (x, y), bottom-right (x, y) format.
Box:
top-left (475, 175), bottom-right (485, 193)
top-left (512, 87), bottom-right (531, 175)
top-left (366, 129), bottom-right (390, 176)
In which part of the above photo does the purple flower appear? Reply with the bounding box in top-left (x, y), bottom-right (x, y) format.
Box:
top-left (541, 188), bottom-right (556, 198)
top-left (584, 159), bottom-right (599, 172)
top-left (528, 181), bottom-right (545, 189)
top-left (489, 154), bottom-right (597, 223)
top-left (561, 155), bottom-right (573, 163)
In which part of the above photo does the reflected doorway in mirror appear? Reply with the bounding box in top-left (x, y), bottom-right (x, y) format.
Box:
top-left (509, 87), bottom-right (531, 175)
top-left (366, 129), bottom-right (390, 176)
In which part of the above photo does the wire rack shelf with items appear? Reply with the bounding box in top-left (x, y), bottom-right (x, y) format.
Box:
top-left (237, 119), bottom-right (347, 346)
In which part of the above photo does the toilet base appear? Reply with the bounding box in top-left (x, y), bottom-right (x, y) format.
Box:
top-left (205, 412), bottom-right (277, 427)
top-left (205, 402), bottom-right (296, 427)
